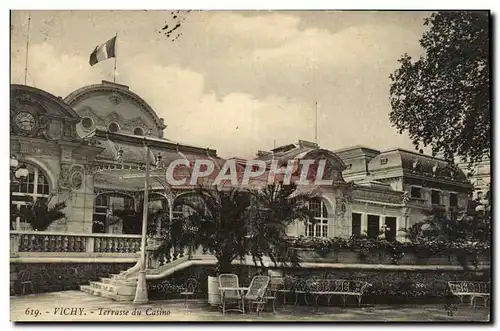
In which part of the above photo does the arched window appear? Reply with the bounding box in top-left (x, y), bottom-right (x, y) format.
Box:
top-left (81, 117), bottom-right (94, 129)
top-left (133, 127), bottom-right (144, 136)
top-left (173, 193), bottom-right (204, 220)
top-left (149, 193), bottom-right (168, 212)
top-left (11, 163), bottom-right (51, 230)
top-left (92, 192), bottom-right (135, 233)
top-left (305, 198), bottom-right (329, 237)
top-left (108, 122), bottom-right (120, 133)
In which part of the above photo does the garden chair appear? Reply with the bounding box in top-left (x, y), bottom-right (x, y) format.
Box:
top-left (18, 269), bottom-right (34, 295)
top-left (243, 275), bottom-right (270, 315)
top-left (180, 278), bottom-right (198, 309)
top-left (219, 273), bottom-right (244, 314)
top-left (10, 271), bottom-right (18, 296)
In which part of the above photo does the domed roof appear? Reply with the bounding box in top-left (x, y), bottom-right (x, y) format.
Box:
top-left (64, 81), bottom-right (166, 138)
top-left (368, 148), bottom-right (468, 181)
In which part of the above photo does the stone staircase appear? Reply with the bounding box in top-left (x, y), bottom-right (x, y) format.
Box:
top-left (79, 243), bottom-right (202, 301)
top-left (80, 273), bottom-right (139, 301)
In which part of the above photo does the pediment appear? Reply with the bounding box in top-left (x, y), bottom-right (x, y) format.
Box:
top-left (10, 84), bottom-right (80, 141)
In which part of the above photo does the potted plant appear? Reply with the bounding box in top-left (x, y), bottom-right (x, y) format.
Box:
top-left (172, 182), bottom-right (314, 306)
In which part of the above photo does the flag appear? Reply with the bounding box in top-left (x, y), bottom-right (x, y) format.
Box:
top-left (89, 36), bottom-right (116, 66)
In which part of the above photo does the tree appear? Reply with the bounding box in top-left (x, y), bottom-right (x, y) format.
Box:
top-left (403, 205), bottom-right (491, 254)
top-left (245, 183), bottom-right (313, 267)
top-left (389, 11), bottom-right (490, 166)
top-left (19, 197), bottom-right (67, 231)
top-left (176, 186), bottom-right (251, 275)
top-left (173, 183), bottom-right (314, 276)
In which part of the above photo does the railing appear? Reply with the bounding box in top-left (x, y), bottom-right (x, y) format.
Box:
top-left (10, 231), bottom-right (142, 257)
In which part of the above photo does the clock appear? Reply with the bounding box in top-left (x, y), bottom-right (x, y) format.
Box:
top-left (14, 111), bottom-right (36, 131)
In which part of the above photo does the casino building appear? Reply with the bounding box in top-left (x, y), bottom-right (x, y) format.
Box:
top-left (10, 81), bottom-right (474, 242)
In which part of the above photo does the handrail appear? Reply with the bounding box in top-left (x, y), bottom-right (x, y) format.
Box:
top-left (10, 230), bottom-right (141, 238)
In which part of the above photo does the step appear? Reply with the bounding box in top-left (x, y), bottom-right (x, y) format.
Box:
top-left (101, 277), bottom-right (138, 286)
top-left (90, 281), bottom-right (137, 296)
top-left (80, 285), bottom-right (134, 302)
top-left (90, 281), bottom-right (117, 293)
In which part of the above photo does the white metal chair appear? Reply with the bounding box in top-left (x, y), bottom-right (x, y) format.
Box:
top-left (180, 278), bottom-right (198, 309)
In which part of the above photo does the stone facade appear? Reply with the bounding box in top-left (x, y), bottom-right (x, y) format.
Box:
top-left (10, 82), bottom-right (474, 242)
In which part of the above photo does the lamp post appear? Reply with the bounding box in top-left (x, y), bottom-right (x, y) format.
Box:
top-left (94, 134), bottom-right (167, 304)
top-left (10, 155), bottom-right (29, 230)
top-left (133, 141), bottom-right (151, 304)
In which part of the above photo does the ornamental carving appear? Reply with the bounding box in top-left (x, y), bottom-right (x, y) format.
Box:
top-left (71, 171), bottom-right (83, 190)
top-left (105, 111), bottom-right (123, 123)
top-left (57, 164), bottom-right (85, 191)
top-left (58, 163), bottom-right (72, 190)
top-left (352, 188), bottom-right (402, 205)
top-left (123, 116), bottom-right (149, 131)
top-left (79, 107), bottom-right (106, 126)
top-left (11, 93), bottom-right (77, 140)
top-left (18, 141), bottom-right (60, 156)
top-left (109, 93), bottom-right (123, 105)
top-left (402, 191), bottom-right (411, 203)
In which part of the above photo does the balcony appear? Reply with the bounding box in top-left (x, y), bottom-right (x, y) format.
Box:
top-left (10, 231), bottom-right (141, 263)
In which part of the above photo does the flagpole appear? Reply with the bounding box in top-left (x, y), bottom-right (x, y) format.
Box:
top-left (113, 32), bottom-right (118, 83)
top-left (24, 12), bottom-right (31, 85)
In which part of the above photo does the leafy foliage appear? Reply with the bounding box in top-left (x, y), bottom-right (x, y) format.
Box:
top-left (176, 186), bottom-right (252, 275)
top-left (245, 183), bottom-right (314, 268)
top-left (402, 207), bottom-right (491, 248)
top-left (389, 11), bottom-right (490, 165)
top-left (171, 183), bottom-right (314, 275)
top-left (18, 197), bottom-right (67, 231)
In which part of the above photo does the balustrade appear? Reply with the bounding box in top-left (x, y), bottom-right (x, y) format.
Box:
top-left (10, 231), bottom-right (142, 256)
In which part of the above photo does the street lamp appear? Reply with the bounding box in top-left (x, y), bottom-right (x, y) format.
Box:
top-left (93, 137), bottom-right (167, 304)
top-left (134, 144), bottom-right (167, 304)
top-left (133, 141), bottom-right (151, 304)
top-left (10, 155), bottom-right (29, 230)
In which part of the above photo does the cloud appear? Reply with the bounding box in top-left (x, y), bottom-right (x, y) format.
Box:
top-left (10, 11), bottom-right (426, 159)
top-left (10, 43), bottom-right (314, 159)
top-left (10, 42), bottom-right (103, 95)
top-left (122, 56), bottom-right (313, 158)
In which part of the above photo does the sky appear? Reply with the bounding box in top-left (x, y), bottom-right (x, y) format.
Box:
top-left (10, 10), bottom-right (432, 159)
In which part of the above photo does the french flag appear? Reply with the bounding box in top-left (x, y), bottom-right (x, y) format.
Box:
top-left (89, 36), bottom-right (117, 66)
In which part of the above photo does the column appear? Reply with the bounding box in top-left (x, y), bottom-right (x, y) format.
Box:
top-left (361, 213), bottom-right (367, 236)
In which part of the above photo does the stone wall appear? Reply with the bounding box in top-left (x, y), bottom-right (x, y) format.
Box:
top-left (10, 262), bottom-right (134, 296)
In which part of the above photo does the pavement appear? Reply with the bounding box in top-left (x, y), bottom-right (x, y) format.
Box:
top-left (10, 290), bottom-right (490, 322)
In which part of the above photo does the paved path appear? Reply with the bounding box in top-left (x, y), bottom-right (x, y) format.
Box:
top-left (10, 291), bottom-right (490, 322)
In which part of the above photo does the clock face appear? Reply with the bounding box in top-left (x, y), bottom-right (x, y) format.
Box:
top-left (14, 111), bottom-right (36, 131)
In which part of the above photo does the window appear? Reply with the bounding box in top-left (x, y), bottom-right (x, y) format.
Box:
top-left (133, 127), bottom-right (144, 136)
top-left (10, 163), bottom-right (51, 230)
top-left (92, 193), bottom-right (135, 233)
top-left (411, 186), bottom-right (422, 199)
top-left (149, 193), bottom-right (168, 212)
top-left (352, 213), bottom-right (361, 237)
top-left (305, 198), bottom-right (329, 237)
top-left (108, 122), bottom-right (120, 133)
top-left (384, 217), bottom-right (397, 241)
top-left (81, 117), bottom-right (94, 129)
top-left (367, 215), bottom-right (380, 239)
top-left (449, 193), bottom-right (458, 207)
top-left (380, 158), bottom-right (388, 165)
top-left (431, 190), bottom-right (441, 205)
